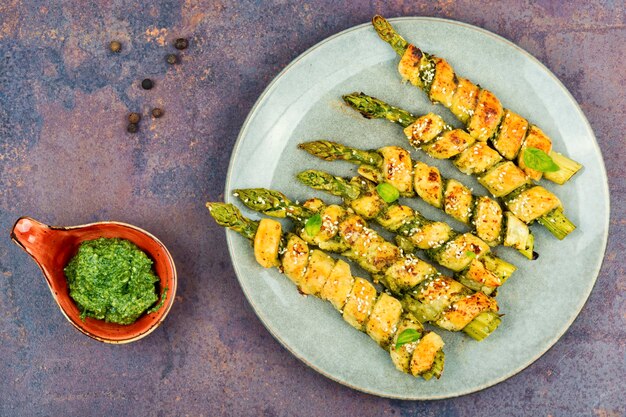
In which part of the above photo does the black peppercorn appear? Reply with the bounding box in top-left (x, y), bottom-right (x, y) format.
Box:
top-left (151, 108), bottom-right (164, 118)
top-left (128, 112), bottom-right (141, 124)
top-left (109, 40), bottom-right (122, 53)
top-left (141, 79), bottom-right (154, 90)
top-left (174, 38), bottom-right (188, 50)
top-left (166, 54), bottom-right (178, 65)
top-left (127, 123), bottom-right (139, 133)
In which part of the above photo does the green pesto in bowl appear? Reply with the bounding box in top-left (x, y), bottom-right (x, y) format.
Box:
top-left (64, 238), bottom-right (161, 325)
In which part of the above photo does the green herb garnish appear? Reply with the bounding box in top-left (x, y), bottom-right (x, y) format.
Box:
top-left (376, 183), bottom-right (400, 203)
top-left (465, 251), bottom-right (476, 259)
top-left (305, 213), bottom-right (322, 236)
top-left (523, 148), bottom-right (560, 172)
top-left (395, 328), bottom-right (422, 349)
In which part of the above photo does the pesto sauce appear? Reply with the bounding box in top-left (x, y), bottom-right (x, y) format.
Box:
top-left (64, 238), bottom-right (160, 325)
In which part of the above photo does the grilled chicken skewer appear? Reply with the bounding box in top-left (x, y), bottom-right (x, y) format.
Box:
top-left (341, 95), bottom-right (577, 240)
top-left (300, 140), bottom-right (535, 257)
top-left (207, 202), bottom-right (445, 379)
top-left (233, 189), bottom-right (502, 341)
top-left (370, 15), bottom-right (582, 184)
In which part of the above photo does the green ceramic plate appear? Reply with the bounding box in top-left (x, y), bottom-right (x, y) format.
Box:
top-left (224, 17), bottom-right (609, 399)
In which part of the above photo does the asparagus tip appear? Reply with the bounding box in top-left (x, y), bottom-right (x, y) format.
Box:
top-left (296, 169), bottom-right (331, 187)
top-left (206, 202), bottom-right (238, 225)
top-left (370, 15), bottom-right (408, 56)
top-left (206, 201), bottom-right (227, 214)
top-left (233, 188), bottom-right (291, 217)
top-left (371, 15), bottom-right (386, 26)
top-left (206, 201), bottom-right (258, 240)
top-left (343, 94), bottom-right (376, 118)
top-left (301, 139), bottom-right (384, 168)
top-left (341, 92), bottom-right (360, 105)
top-left (342, 93), bottom-right (375, 119)
top-left (342, 92), bottom-right (363, 100)
top-left (297, 141), bottom-right (325, 154)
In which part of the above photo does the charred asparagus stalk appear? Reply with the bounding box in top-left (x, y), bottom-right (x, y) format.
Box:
top-left (299, 140), bottom-right (537, 252)
top-left (233, 189), bottom-right (502, 341)
top-left (207, 202), bottom-right (445, 379)
top-left (331, 97), bottom-right (576, 240)
top-left (370, 15), bottom-right (582, 184)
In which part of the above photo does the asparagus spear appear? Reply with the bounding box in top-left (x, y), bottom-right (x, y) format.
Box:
top-left (339, 94), bottom-right (577, 240)
top-left (295, 170), bottom-right (518, 294)
top-left (233, 189), bottom-right (502, 340)
top-left (299, 140), bottom-right (538, 252)
top-left (207, 202), bottom-right (445, 379)
top-left (370, 15), bottom-right (583, 184)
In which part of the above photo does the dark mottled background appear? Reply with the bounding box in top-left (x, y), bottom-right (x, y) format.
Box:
top-left (0, 1), bottom-right (624, 416)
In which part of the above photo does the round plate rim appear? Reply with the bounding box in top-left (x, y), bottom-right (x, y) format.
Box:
top-left (222, 16), bottom-right (610, 399)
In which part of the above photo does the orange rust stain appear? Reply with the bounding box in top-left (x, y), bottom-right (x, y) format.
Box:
top-left (145, 27), bottom-right (169, 46)
top-left (199, 67), bottom-right (212, 81)
top-left (0, 0), bottom-right (21, 40)
top-left (593, 409), bottom-right (622, 417)
top-left (182, 0), bottom-right (224, 32)
top-left (189, 13), bottom-right (206, 28)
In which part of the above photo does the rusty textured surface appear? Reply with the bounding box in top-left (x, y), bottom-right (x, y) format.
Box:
top-left (0, 1), bottom-right (624, 416)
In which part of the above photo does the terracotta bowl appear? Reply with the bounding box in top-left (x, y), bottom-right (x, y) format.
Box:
top-left (10, 217), bottom-right (177, 344)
